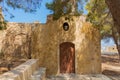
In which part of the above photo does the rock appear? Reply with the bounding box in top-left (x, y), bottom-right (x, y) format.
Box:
top-left (1, 23), bottom-right (33, 60)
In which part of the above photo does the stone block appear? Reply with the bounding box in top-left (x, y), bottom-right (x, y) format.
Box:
top-left (0, 59), bottom-right (39, 80)
top-left (29, 67), bottom-right (46, 80)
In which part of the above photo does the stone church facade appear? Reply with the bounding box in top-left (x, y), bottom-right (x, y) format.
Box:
top-left (31, 15), bottom-right (101, 75)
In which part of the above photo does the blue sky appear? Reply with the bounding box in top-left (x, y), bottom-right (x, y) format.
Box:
top-left (3, 0), bottom-right (52, 23)
top-left (3, 0), bottom-right (88, 23)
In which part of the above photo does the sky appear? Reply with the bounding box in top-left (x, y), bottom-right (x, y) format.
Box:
top-left (101, 38), bottom-right (115, 50)
top-left (3, 0), bottom-right (88, 23)
top-left (3, 0), bottom-right (52, 23)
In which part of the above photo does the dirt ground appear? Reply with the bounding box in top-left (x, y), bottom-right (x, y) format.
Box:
top-left (101, 53), bottom-right (120, 79)
top-left (101, 53), bottom-right (120, 66)
top-left (0, 53), bottom-right (120, 79)
top-left (0, 58), bottom-right (27, 74)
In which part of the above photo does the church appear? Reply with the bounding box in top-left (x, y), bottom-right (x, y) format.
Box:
top-left (31, 15), bottom-right (101, 75)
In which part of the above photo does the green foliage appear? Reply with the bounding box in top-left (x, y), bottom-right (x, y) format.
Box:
top-left (0, 0), bottom-right (42, 20)
top-left (46, 0), bottom-right (86, 20)
top-left (0, 21), bottom-right (7, 30)
top-left (4, 0), bottom-right (42, 12)
top-left (0, 8), bottom-right (7, 30)
top-left (86, 0), bottom-right (113, 39)
top-left (86, 0), bottom-right (120, 58)
top-left (86, 0), bottom-right (108, 25)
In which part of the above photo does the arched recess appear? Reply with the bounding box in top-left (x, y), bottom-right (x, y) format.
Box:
top-left (59, 42), bottom-right (75, 73)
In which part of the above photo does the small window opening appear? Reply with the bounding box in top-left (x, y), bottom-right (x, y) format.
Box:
top-left (63, 22), bottom-right (69, 31)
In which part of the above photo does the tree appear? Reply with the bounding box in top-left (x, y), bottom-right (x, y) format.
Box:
top-left (0, 7), bottom-right (6, 30)
top-left (1, 0), bottom-right (42, 12)
top-left (86, 0), bottom-right (120, 60)
top-left (46, 0), bottom-right (87, 20)
top-left (86, 0), bottom-right (112, 38)
top-left (105, 0), bottom-right (120, 60)
top-left (1, 0), bottom-right (42, 19)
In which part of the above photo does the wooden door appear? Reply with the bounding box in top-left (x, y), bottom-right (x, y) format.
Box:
top-left (60, 42), bottom-right (75, 73)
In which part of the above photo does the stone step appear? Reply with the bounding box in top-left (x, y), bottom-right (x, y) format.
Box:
top-left (0, 59), bottom-right (39, 80)
top-left (47, 74), bottom-right (112, 80)
top-left (29, 67), bottom-right (46, 80)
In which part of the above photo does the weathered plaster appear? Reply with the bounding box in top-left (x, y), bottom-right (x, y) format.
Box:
top-left (32, 16), bottom-right (101, 75)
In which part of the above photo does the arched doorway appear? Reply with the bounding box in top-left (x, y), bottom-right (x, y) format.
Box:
top-left (59, 42), bottom-right (75, 73)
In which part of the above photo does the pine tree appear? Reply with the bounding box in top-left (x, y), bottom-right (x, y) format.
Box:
top-left (86, 0), bottom-right (120, 60)
top-left (46, 0), bottom-right (86, 20)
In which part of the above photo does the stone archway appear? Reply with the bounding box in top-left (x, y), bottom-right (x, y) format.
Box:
top-left (59, 42), bottom-right (75, 73)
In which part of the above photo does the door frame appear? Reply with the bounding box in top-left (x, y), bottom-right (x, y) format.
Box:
top-left (59, 42), bottom-right (75, 73)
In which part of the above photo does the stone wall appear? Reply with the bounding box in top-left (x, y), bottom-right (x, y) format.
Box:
top-left (32, 16), bottom-right (101, 75)
top-left (0, 30), bottom-right (6, 59)
top-left (76, 22), bottom-right (101, 74)
top-left (106, 45), bottom-right (118, 53)
top-left (1, 23), bottom-right (37, 61)
top-left (0, 59), bottom-right (46, 80)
